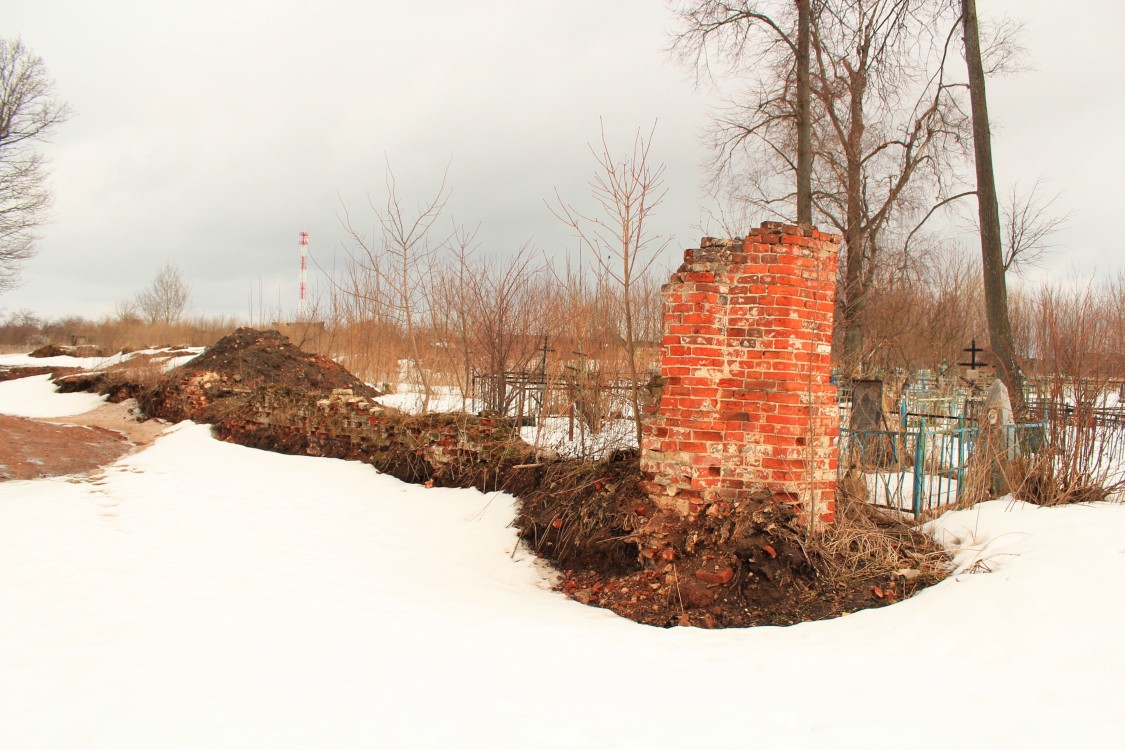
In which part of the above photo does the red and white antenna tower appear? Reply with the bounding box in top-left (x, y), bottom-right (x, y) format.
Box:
top-left (298, 231), bottom-right (309, 320)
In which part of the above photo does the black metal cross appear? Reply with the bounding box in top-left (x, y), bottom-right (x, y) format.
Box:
top-left (538, 335), bottom-right (556, 378)
top-left (960, 338), bottom-right (986, 369)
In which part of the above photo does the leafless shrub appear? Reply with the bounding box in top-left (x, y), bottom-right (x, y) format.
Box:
top-left (857, 243), bottom-right (987, 373)
top-left (461, 245), bottom-right (549, 414)
top-left (1013, 282), bottom-right (1125, 505)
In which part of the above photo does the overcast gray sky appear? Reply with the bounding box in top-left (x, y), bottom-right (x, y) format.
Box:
top-left (4, 0), bottom-right (1123, 321)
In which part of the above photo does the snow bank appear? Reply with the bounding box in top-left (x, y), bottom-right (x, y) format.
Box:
top-left (2, 388), bottom-right (1124, 747)
top-left (0, 347), bottom-right (203, 372)
top-left (0, 351), bottom-right (128, 369)
top-left (0, 374), bottom-right (105, 417)
top-left (375, 387), bottom-right (474, 414)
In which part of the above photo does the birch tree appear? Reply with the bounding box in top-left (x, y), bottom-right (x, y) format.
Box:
top-left (135, 263), bottom-right (191, 325)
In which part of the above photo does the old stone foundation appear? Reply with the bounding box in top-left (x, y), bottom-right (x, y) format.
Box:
top-left (640, 223), bottom-right (840, 524)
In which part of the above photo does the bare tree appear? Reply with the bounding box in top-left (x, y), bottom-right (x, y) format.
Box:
top-left (678, 1), bottom-right (971, 373)
top-left (553, 124), bottom-right (670, 444)
top-left (0, 37), bottom-right (70, 293)
top-left (323, 236), bottom-right (402, 388)
top-left (113, 297), bottom-right (142, 324)
top-left (135, 263), bottom-right (191, 324)
top-left (463, 245), bottom-right (547, 415)
top-left (814, 2), bottom-right (972, 371)
top-left (426, 225), bottom-right (479, 407)
top-left (962, 0), bottom-right (1025, 415)
top-left (340, 163), bottom-right (449, 411)
top-left (0, 308), bottom-right (41, 346)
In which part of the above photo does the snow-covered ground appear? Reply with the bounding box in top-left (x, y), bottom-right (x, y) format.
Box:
top-left (0, 346), bottom-right (203, 372)
top-left (0, 350), bottom-right (134, 370)
top-left (520, 415), bottom-right (638, 459)
top-left (374, 384), bottom-right (639, 459)
top-left (0, 373), bottom-right (107, 417)
top-left (374, 386), bottom-right (476, 415)
top-left (2, 384), bottom-right (1125, 748)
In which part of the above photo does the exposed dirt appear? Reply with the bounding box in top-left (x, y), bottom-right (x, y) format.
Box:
top-left (167, 327), bottom-right (375, 394)
top-left (43, 399), bottom-right (169, 447)
top-left (27, 344), bottom-right (71, 358)
top-left (26, 343), bottom-right (106, 358)
top-left (0, 365), bottom-right (83, 383)
top-left (0, 413), bottom-right (130, 480)
top-left (0, 367), bottom-right (166, 481)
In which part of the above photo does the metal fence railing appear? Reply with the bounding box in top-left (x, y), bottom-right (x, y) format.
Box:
top-left (839, 420), bottom-right (1046, 519)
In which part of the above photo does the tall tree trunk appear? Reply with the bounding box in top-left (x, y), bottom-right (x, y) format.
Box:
top-left (841, 64), bottom-right (867, 374)
top-left (796, 0), bottom-right (812, 226)
top-left (963, 0), bottom-right (1025, 415)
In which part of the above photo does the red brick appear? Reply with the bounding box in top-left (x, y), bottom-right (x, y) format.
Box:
top-left (643, 225), bottom-right (840, 523)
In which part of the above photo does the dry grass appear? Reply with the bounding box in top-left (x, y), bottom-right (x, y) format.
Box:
top-left (811, 475), bottom-right (950, 583)
top-left (1005, 429), bottom-right (1125, 506)
top-left (100, 352), bottom-right (174, 389)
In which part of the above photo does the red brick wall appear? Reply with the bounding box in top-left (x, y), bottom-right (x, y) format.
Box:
top-left (639, 223), bottom-right (840, 523)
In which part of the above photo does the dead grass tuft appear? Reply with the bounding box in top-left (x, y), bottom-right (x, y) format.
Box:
top-left (810, 477), bottom-right (950, 584)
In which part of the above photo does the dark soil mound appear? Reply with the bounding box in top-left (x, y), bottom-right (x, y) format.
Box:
top-left (515, 460), bottom-right (946, 628)
top-left (55, 370), bottom-right (150, 403)
top-left (176, 328), bottom-right (375, 393)
top-left (28, 344), bottom-right (70, 358)
top-left (140, 327), bottom-right (380, 423)
top-left (512, 450), bottom-right (649, 576)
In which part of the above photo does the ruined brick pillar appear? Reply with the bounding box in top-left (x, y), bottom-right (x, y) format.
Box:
top-left (640, 223), bottom-right (840, 524)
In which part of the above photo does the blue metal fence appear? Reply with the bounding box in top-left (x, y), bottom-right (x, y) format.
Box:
top-left (839, 421), bottom-right (1046, 518)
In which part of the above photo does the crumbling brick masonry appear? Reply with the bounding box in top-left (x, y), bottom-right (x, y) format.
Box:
top-left (640, 223), bottom-right (840, 523)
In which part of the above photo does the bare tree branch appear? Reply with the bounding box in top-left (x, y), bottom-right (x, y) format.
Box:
top-left (0, 37), bottom-right (71, 293)
top-left (1002, 177), bottom-right (1067, 274)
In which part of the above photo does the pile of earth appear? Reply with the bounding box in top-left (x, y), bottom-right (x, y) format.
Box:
top-left (27, 344), bottom-right (70, 358)
top-left (28, 343), bottom-right (104, 358)
top-left (511, 457), bottom-right (946, 628)
top-left (139, 327), bottom-right (381, 423)
top-left (0, 365), bottom-right (83, 383)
